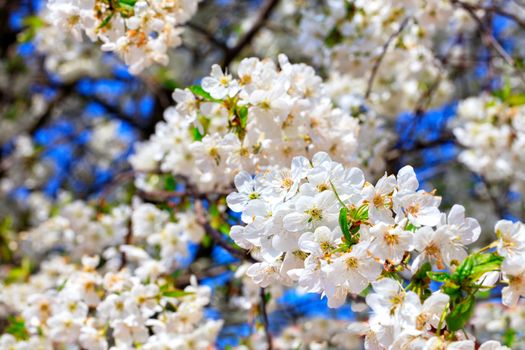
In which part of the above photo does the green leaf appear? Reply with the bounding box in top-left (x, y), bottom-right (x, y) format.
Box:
top-left (239, 106), bottom-right (248, 128)
top-left (339, 207), bottom-right (352, 244)
top-left (503, 327), bottom-right (517, 347)
top-left (119, 0), bottom-right (137, 6)
top-left (506, 94), bottom-right (525, 107)
top-left (191, 126), bottom-right (203, 141)
top-left (164, 175), bottom-right (177, 192)
top-left (189, 85), bottom-right (220, 102)
top-left (325, 27), bottom-right (343, 48)
top-left (454, 255), bottom-right (474, 282)
top-left (57, 278), bottom-right (68, 292)
top-left (4, 257), bottom-right (32, 285)
top-left (162, 289), bottom-right (194, 298)
top-left (446, 295), bottom-right (475, 331)
top-left (6, 316), bottom-right (29, 340)
top-left (98, 13), bottom-right (114, 29)
top-left (219, 223), bottom-right (230, 235)
top-left (469, 253), bottom-right (503, 281)
top-left (427, 271), bottom-right (450, 283)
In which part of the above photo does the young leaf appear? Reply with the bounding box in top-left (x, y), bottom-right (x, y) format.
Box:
top-left (339, 207), bottom-right (352, 244)
top-left (162, 289), bottom-right (194, 298)
top-left (454, 255), bottom-right (474, 282)
top-left (469, 253), bottom-right (503, 280)
top-left (239, 106), bottom-right (248, 128)
top-left (446, 295), bottom-right (476, 331)
top-left (6, 316), bottom-right (29, 340)
top-left (188, 85), bottom-right (219, 102)
top-left (427, 271), bottom-right (450, 283)
top-left (191, 126), bottom-right (203, 141)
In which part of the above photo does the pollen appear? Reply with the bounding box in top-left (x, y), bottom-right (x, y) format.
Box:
top-left (239, 75), bottom-right (252, 85)
top-left (239, 147), bottom-right (249, 157)
top-left (345, 257), bottom-right (358, 269)
top-left (320, 241), bottom-right (332, 251)
top-left (260, 100), bottom-right (271, 110)
top-left (281, 177), bottom-right (294, 190)
top-left (406, 203), bottom-right (420, 216)
top-left (306, 207), bottom-right (323, 221)
top-left (317, 183), bottom-right (329, 192)
top-left (219, 76), bottom-right (230, 86)
top-left (384, 232), bottom-right (400, 246)
top-left (373, 194), bottom-right (384, 207)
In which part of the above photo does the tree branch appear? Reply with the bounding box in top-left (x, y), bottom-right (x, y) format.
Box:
top-left (259, 287), bottom-right (273, 350)
top-left (186, 21), bottom-right (229, 52)
top-left (222, 0), bottom-right (280, 67)
top-left (365, 17), bottom-right (411, 100)
top-left (195, 199), bottom-right (256, 263)
top-left (452, 0), bottom-right (525, 84)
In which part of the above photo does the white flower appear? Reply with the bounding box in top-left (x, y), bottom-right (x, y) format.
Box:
top-left (202, 64), bottom-right (240, 99)
top-left (368, 221), bottom-right (413, 264)
top-left (227, 171), bottom-right (267, 213)
top-left (365, 278), bottom-right (413, 319)
top-left (80, 325), bottom-right (108, 350)
top-left (479, 341), bottom-right (511, 350)
top-left (47, 312), bottom-right (83, 343)
top-left (324, 242), bottom-right (381, 305)
top-left (283, 191), bottom-right (339, 232)
top-left (496, 219), bottom-right (525, 259)
top-left (298, 226), bottom-right (341, 256)
top-left (501, 255), bottom-right (525, 307)
top-left (413, 206), bottom-right (480, 270)
top-left (394, 191), bottom-right (442, 227)
top-left (362, 174), bottom-right (396, 224)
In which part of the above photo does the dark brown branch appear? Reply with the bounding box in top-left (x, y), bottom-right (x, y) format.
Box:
top-left (365, 17), bottom-right (411, 100)
top-left (481, 177), bottom-right (508, 219)
top-left (186, 21), bottom-right (229, 52)
top-left (195, 199), bottom-right (256, 263)
top-left (455, 1), bottom-right (525, 29)
top-left (259, 287), bottom-right (273, 350)
top-left (120, 215), bottom-right (134, 269)
top-left (452, 0), bottom-right (525, 84)
top-left (222, 0), bottom-right (280, 67)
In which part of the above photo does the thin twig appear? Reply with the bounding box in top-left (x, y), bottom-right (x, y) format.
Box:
top-left (186, 21), bottom-right (229, 52)
top-left (452, 0), bottom-right (525, 84)
top-left (455, 0), bottom-right (525, 29)
top-left (120, 213), bottom-right (134, 269)
top-left (259, 287), bottom-right (273, 350)
top-left (195, 199), bottom-right (256, 263)
top-left (222, 0), bottom-right (281, 67)
top-left (365, 17), bottom-right (411, 99)
top-left (481, 177), bottom-right (508, 219)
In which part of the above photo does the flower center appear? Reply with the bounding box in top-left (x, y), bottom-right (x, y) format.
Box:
top-left (384, 232), bottom-right (399, 246)
top-left (345, 257), bottom-right (358, 269)
top-left (306, 207), bottom-right (323, 221)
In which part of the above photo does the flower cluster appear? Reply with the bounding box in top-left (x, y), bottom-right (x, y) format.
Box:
top-left (495, 219), bottom-right (525, 307)
top-left (226, 151), bottom-right (520, 348)
top-left (453, 93), bottom-right (525, 191)
top-left (296, 0), bottom-right (473, 116)
top-left (0, 134), bottom-right (53, 195)
top-left (227, 152), bottom-right (472, 304)
top-left (35, 9), bottom-right (106, 82)
top-left (46, 0), bottom-right (199, 74)
top-left (471, 301), bottom-right (525, 347)
top-left (19, 196), bottom-right (204, 271)
top-left (234, 317), bottom-right (361, 350)
top-left (131, 55), bottom-right (388, 192)
top-left (0, 255), bottom-right (222, 349)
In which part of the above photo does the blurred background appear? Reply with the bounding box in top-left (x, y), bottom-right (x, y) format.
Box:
top-left (1, 0), bottom-right (525, 348)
